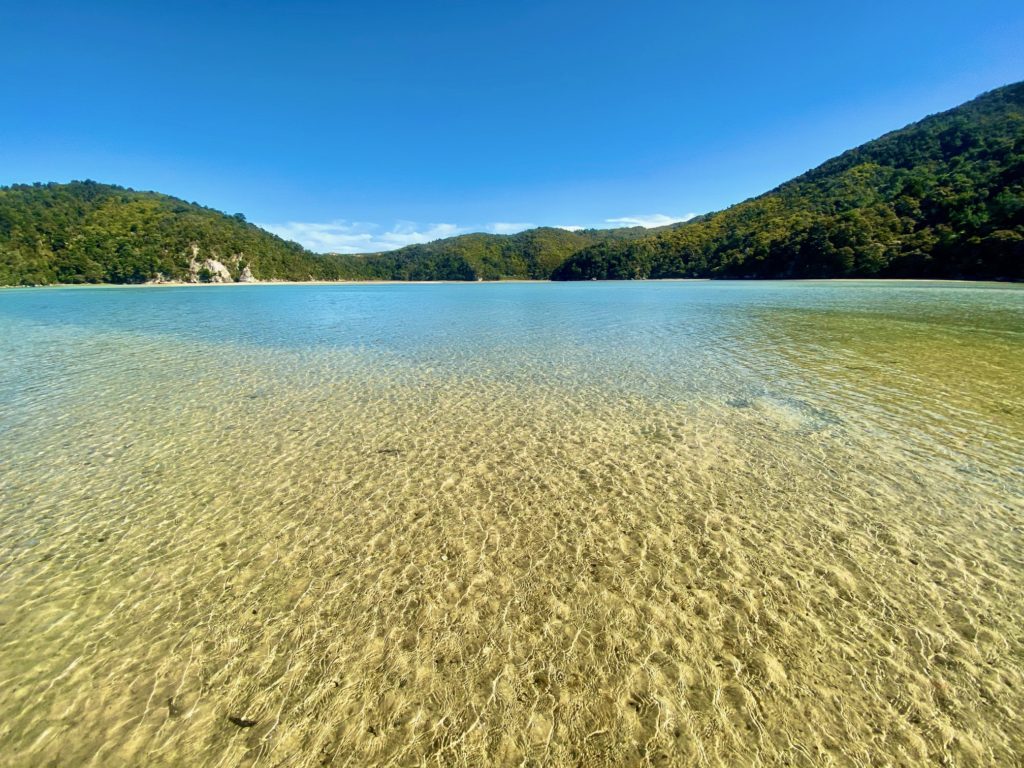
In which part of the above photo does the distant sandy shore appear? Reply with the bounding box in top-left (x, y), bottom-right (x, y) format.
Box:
top-left (3, 277), bottom-right (1019, 289)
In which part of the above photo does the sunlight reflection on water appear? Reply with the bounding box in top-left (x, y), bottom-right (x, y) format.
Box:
top-left (0, 281), bottom-right (1021, 766)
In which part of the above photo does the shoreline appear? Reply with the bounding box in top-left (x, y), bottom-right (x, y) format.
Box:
top-left (1, 277), bottom-right (1020, 290)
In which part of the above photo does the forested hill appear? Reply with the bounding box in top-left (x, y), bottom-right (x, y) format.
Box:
top-left (0, 182), bottom-right (329, 285)
top-left (553, 82), bottom-right (1024, 280)
top-left (0, 182), bottom-right (646, 284)
top-left (2, 81), bottom-right (1021, 285)
top-left (341, 226), bottom-right (651, 280)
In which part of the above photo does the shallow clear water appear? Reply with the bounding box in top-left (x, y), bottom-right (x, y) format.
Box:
top-left (0, 281), bottom-right (1022, 766)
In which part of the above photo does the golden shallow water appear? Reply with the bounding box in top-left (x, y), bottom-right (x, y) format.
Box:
top-left (0, 282), bottom-right (1022, 766)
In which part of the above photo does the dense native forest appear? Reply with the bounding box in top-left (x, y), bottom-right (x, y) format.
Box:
top-left (0, 183), bottom-right (323, 285)
top-left (554, 82), bottom-right (1024, 281)
top-left (1, 82), bottom-right (1021, 285)
top-left (0, 182), bottom-right (644, 284)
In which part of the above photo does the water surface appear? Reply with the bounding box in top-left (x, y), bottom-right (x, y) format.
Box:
top-left (1, 281), bottom-right (1022, 766)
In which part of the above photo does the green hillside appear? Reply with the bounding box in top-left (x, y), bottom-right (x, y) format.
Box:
top-left (553, 82), bottom-right (1024, 280)
top-left (0, 183), bottom-right (644, 284)
top-left (2, 82), bottom-right (1021, 285)
top-left (0, 181), bottom-right (327, 285)
top-left (337, 226), bottom-right (650, 281)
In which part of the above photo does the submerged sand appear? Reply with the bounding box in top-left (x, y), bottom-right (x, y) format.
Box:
top-left (0, 283), bottom-right (1022, 766)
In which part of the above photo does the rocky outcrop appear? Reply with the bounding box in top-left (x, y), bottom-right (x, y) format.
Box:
top-left (188, 256), bottom-right (234, 283)
top-left (183, 243), bottom-right (231, 283)
top-left (238, 265), bottom-right (257, 282)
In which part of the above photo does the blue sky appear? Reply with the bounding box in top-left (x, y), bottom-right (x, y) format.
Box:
top-left (2, 1), bottom-right (1022, 252)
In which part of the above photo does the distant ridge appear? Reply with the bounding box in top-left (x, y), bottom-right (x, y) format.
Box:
top-left (0, 181), bottom-right (321, 285)
top-left (553, 82), bottom-right (1024, 281)
top-left (1, 82), bottom-right (1021, 285)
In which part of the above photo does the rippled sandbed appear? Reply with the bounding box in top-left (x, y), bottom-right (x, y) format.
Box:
top-left (0, 281), bottom-right (1021, 766)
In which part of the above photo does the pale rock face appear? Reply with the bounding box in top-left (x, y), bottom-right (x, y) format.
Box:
top-left (188, 255), bottom-right (234, 283)
top-left (203, 260), bottom-right (233, 282)
top-left (238, 265), bottom-right (257, 282)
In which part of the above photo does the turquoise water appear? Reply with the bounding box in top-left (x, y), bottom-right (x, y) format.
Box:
top-left (4, 280), bottom-right (1021, 404)
top-left (1, 281), bottom-right (1022, 766)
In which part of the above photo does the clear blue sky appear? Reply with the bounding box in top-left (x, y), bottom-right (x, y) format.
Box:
top-left (2, 1), bottom-right (1022, 252)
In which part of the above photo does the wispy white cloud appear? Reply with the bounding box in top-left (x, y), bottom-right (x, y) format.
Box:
top-left (605, 213), bottom-right (697, 228)
top-left (376, 221), bottom-right (465, 250)
top-left (260, 211), bottom-right (701, 253)
top-left (257, 219), bottom-right (466, 254)
top-left (488, 222), bottom-right (535, 235)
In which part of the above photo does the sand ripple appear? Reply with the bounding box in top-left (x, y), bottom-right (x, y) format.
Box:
top-left (0, 282), bottom-right (1022, 766)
